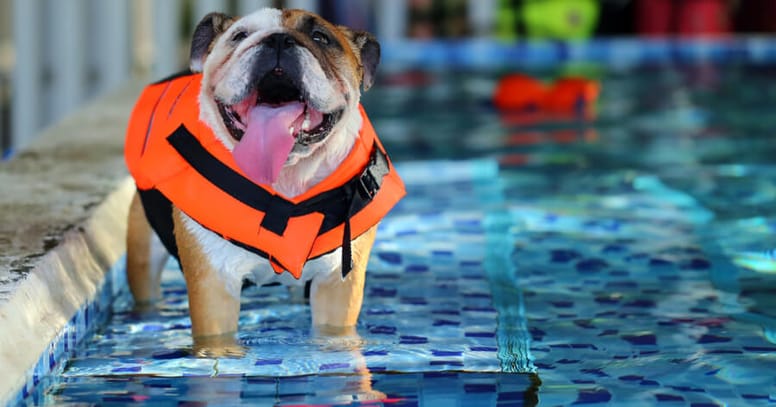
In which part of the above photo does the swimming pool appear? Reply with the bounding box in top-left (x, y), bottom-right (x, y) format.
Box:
top-left (18, 43), bottom-right (776, 406)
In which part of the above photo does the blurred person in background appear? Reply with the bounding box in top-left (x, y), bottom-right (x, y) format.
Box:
top-left (636, 0), bottom-right (734, 36)
top-left (408, 0), bottom-right (470, 38)
top-left (635, 0), bottom-right (776, 36)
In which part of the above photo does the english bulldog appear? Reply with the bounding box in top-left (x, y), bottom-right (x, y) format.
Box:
top-left (124, 7), bottom-right (403, 357)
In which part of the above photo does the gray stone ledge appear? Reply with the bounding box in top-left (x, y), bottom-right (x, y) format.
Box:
top-left (0, 81), bottom-right (142, 403)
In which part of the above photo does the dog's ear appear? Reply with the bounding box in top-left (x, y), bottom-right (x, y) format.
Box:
top-left (342, 28), bottom-right (381, 91)
top-left (190, 12), bottom-right (235, 72)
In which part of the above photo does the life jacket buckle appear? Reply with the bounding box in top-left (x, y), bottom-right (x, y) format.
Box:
top-left (357, 172), bottom-right (379, 200)
top-left (356, 148), bottom-right (389, 200)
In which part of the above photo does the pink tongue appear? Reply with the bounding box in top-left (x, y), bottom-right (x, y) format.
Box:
top-left (232, 102), bottom-right (304, 185)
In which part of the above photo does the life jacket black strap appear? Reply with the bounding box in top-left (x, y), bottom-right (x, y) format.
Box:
top-left (338, 139), bottom-right (390, 277)
top-left (164, 124), bottom-right (391, 275)
top-left (137, 188), bottom-right (180, 261)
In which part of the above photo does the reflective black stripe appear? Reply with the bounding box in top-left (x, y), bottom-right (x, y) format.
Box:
top-left (167, 125), bottom-right (277, 220)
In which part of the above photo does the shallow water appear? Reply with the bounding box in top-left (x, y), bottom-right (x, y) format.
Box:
top-left (33, 64), bottom-right (776, 405)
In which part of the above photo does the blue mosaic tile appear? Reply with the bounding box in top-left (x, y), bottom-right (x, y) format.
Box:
top-left (10, 166), bottom-right (522, 402)
top-left (22, 58), bottom-right (776, 405)
top-left (11, 261), bottom-right (124, 406)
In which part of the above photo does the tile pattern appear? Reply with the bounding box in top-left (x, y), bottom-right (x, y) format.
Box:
top-left (28, 159), bottom-right (776, 406)
top-left (494, 170), bottom-right (776, 405)
top-left (55, 162), bottom-right (525, 380)
top-left (11, 262), bottom-right (125, 406)
top-left (17, 55), bottom-right (776, 405)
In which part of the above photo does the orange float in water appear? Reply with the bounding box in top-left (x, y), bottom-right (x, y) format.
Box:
top-left (492, 74), bottom-right (547, 112)
top-left (493, 73), bottom-right (600, 115)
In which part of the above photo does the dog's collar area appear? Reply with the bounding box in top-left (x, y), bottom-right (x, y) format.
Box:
top-left (165, 124), bottom-right (390, 277)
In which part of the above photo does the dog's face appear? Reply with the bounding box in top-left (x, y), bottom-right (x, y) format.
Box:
top-left (190, 8), bottom-right (380, 186)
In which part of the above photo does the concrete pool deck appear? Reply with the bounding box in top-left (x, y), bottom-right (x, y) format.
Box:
top-left (0, 82), bottom-right (141, 404)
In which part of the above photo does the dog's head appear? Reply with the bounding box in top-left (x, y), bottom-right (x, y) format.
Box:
top-left (190, 8), bottom-right (380, 188)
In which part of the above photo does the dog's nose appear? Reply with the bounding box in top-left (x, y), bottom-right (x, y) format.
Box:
top-left (262, 33), bottom-right (297, 76)
top-left (262, 33), bottom-right (296, 51)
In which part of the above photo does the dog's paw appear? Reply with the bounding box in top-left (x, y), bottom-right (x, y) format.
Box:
top-left (313, 324), bottom-right (359, 337)
top-left (193, 343), bottom-right (247, 358)
top-left (192, 334), bottom-right (246, 358)
top-left (129, 301), bottom-right (162, 318)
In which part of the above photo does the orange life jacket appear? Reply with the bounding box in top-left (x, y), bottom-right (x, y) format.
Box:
top-left (125, 72), bottom-right (405, 279)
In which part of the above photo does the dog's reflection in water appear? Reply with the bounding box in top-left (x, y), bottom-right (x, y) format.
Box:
top-left (184, 329), bottom-right (386, 403)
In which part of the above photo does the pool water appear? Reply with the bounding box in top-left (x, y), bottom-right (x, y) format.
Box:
top-left (32, 64), bottom-right (776, 405)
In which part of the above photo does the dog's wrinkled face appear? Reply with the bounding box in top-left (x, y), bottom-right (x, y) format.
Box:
top-left (190, 8), bottom-right (379, 186)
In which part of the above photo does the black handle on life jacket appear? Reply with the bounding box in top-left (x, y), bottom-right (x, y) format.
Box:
top-left (340, 144), bottom-right (390, 278)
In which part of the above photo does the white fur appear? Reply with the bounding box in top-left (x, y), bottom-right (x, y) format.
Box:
top-left (179, 211), bottom-right (342, 301)
top-left (277, 104), bottom-right (362, 197)
top-left (185, 8), bottom-right (365, 293)
top-left (296, 48), bottom-right (347, 112)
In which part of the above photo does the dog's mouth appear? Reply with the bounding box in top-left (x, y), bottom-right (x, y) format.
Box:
top-left (216, 74), bottom-right (342, 146)
top-left (216, 73), bottom-right (343, 185)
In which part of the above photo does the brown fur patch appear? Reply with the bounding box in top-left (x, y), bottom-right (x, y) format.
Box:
top-left (281, 9), bottom-right (363, 89)
top-left (173, 208), bottom-right (241, 341)
top-left (126, 192), bottom-right (161, 303)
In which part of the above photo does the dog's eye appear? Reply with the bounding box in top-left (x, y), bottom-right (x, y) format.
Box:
top-left (231, 30), bottom-right (248, 43)
top-left (311, 30), bottom-right (330, 45)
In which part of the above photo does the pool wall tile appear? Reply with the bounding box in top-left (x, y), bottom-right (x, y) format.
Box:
top-left (2, 181), bottom-right (134, 406)
top-left (8, 259), bottom-right (126, 406)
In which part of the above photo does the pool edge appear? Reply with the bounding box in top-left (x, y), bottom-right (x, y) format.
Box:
top-left (0, 179), bottom-right (134, 405)
top-left (0, 81), bottom-right (142, 406)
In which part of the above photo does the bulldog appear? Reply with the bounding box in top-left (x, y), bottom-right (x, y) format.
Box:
top-left (124, 8), bottom-right (404, 356)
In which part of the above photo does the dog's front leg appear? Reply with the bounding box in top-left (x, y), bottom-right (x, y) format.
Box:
top-left (173, 208), bottom-right (244, 357)
top-left (310, 226), bottom-right (377, 330)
